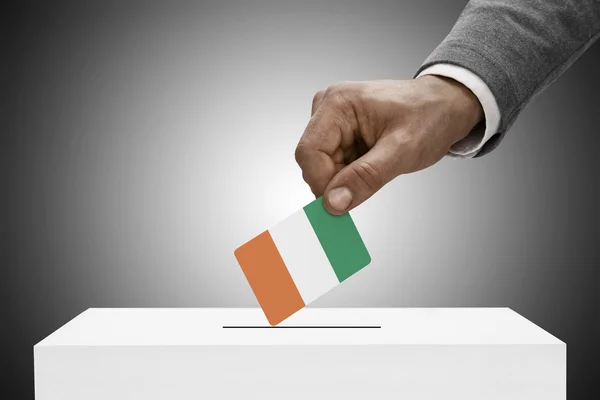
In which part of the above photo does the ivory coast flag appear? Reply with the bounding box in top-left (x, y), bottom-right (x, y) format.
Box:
top-left (234, 196), bottom-right (371, 326)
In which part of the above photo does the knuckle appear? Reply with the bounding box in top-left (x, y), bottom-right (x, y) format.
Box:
top-left (325, 81), bottom-right (354, 94)
top-left (388, 132), bottom-right (413, 154)
top-left (351, 160), bottom-right (383, 191)
top-left (312, 89), bottom-right (325, 106)
top-left (388, 133), bottom-right (428, 172)
top-left (321, 82), bottom-right (360, 111)
top-left (294, 143), bottom-right (308, 165)
top-left (324, 82), bottom-right (345, 97)
top-left (301, 169), bottom-right (310, 184)
top-left (327, 90), bottom-right (351, 110)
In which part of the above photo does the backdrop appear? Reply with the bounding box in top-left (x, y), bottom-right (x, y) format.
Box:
top-left (4, 0), bottom-right (599, 397)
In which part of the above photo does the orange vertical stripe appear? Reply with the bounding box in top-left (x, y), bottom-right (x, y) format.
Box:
top-left (234, 230), bottom-right (305, 326)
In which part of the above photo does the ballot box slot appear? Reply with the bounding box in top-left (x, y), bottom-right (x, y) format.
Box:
top-left (222, 325), bottom-right (381, 329)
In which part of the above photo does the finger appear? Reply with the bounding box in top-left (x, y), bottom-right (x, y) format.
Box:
top-left (311, 89), bottom-right (325, 116)
top-left (296, 146), bottom-right (336, 197)
top-left (323, 133), bottom-right (404, 214)
top-left (296, 99), bottom-right (357, 196)
top-left (295, 112), bottom-right (340, 196)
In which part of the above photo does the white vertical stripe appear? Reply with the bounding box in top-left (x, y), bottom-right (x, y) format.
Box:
top-left (269, 210), bottom-right (339, 304)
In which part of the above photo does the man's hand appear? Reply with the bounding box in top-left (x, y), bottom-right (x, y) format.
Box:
top-left (294, 76), bottom-right (484, 214)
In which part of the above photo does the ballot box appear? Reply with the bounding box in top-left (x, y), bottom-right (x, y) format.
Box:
top-left (34, 308), bottom-right (565, 399)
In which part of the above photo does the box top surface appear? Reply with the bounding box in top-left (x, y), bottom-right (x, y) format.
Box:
top-left (36, 308), bottom-right (563, 347)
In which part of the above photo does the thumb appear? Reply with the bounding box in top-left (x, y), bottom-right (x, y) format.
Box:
top-left (323, 135), bottom-right (402, 214)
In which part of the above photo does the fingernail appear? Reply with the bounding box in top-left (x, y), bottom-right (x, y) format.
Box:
top-left (327, 187), bottom-right (352, 212)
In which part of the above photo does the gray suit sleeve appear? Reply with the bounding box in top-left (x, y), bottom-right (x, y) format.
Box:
top-left (416, 0), bottom-right (600, 157)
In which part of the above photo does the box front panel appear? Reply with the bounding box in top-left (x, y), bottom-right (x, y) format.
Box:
top-left (35, 344), bottom-right (565, 400)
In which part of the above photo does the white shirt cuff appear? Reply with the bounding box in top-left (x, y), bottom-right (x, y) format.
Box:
top-left (417, 64), bottom-right (501, 158)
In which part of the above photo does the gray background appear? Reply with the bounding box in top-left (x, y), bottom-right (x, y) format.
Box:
top-left (3, 0), bottom-right (599, 397)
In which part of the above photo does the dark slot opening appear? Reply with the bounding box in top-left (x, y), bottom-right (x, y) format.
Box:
top-left (222, 325), bottom-right (381, 329)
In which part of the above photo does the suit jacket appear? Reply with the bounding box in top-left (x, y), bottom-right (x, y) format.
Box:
top-left (416, 0), bottom-right (600, 157)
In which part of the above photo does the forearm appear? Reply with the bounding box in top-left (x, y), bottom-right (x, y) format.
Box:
top-left (417, 0), bottom-right (600, 156)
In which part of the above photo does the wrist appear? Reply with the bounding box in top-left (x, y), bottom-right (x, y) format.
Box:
top-left (418, 74), bottom-right (484, 143)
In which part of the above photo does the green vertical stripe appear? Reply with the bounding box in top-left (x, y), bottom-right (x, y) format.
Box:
top-left (303, 196), bottom-right (371, 282)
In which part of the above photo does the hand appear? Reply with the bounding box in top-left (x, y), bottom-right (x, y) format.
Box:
top-left (294, 76), bottom-right (484, 214)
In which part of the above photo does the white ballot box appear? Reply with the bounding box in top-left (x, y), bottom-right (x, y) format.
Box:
top-left (34, 308), bottom-right (565, 399)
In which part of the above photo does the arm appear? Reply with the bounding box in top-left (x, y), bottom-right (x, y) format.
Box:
top-left (416, 0), bottom-right (600, 157)
top-left (296, 0), bottom-right (600, 214)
